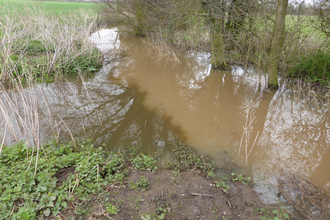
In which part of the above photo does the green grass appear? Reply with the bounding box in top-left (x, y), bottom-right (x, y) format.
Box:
top-left (0, 0), bottom-right (100, 15)
top-left (285, 15), bottom-right (325, 37)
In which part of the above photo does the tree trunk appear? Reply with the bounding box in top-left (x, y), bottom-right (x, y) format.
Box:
top-left (267, 0), bottom-right (288, 88)
top-left (203, 0), bottom-right (227, 69)
top-left (135, 1), bottom-right (146, 37)
top-left (210, 19), bottom-right (226, 69)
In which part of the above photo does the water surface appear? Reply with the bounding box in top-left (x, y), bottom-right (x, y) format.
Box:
top-left (2, 28), bottom-right (329, 204)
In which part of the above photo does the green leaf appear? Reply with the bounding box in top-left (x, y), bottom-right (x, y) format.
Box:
top-left (61, 202), bottom-right (67, 208)
top-left (44, 208), bottom-right (51, 217)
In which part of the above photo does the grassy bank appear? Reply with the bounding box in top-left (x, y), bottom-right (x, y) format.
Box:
top-left (0, 3), bottom-right (103, 84)
top-left (0, 141), bottom-right (271, 219)
top-left (0, 2), bottom-right (103, 160)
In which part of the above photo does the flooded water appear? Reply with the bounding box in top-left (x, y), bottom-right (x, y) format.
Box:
top-left (1, 29), bottom-right (329, 204)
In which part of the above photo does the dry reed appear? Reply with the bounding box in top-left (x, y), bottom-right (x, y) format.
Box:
top-left (0, 4), bottom-right (101, 175)
top-left (0, 3), bottom-right (99, 82)
top-left (238, 98), bottom-right (261, 164)
top-left (142, 36), bottom-right (181, 63)
top-left (288, 79), bottom-right (330, 110)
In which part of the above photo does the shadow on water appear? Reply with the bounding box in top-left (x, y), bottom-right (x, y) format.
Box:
top-left (1, 28), bottom-right (330, 204)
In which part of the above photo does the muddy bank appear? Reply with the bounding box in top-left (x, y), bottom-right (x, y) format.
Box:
top-left (50, 143), bottom-right (272, 220)
top-left (86, 169), bottom-right (265, 220)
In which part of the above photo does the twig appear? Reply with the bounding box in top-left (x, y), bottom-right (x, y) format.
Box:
top-left (190, 192), bottom-right (214, 197)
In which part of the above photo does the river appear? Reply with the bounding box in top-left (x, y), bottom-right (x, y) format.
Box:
top-left (1, 28), bottom-right (329, 205)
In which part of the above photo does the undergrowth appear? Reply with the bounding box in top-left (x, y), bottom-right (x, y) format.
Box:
top-left (165, 142), bottom-right (215, 175)
top-left (9, 48), bottom-right (102, 83)
top-left (288, 49), bottom-right (330, 86)
top-left (0, 139), bottom-right (157, 219)
top-left (0, 4), bottom-right (103, 84)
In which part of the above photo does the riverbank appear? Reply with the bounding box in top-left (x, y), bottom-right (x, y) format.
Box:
top-left (0, 141), bottom-right (279, 219)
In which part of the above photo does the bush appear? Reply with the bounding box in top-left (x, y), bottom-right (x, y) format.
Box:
top-left (288, 50), bottom-right (330, 86)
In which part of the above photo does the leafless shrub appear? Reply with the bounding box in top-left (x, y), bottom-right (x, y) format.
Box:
top-left (99, 0), bottom-right (329, 80)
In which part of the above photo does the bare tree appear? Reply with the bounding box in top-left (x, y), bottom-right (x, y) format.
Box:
top-left (267, 0), bottom-right (289, 88)
top-left (313, 0), bottom-right (330, 36)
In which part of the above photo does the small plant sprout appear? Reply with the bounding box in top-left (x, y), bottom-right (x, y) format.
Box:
top-left (214, 180), bottom-right (230, 193)
top-left (105, 203), bottom-right (120, 215)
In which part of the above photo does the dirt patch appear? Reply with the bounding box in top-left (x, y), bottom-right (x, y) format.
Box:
top-left (55, 167), bottom-right (75, 187)
top-left (90, 169), bottom-right (265, 219)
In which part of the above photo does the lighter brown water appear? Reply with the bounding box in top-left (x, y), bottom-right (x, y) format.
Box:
top-left (2, 29), bottom-right (329, 204)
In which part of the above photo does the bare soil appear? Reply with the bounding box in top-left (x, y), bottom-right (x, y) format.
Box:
top-left (87, 169), bottom-right (265, 220)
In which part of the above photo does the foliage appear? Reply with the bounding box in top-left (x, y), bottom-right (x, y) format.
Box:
top-left (170, 170), bottom-right (181, 183)
top-left (288, 49), bottom-right (330, 86)
top-left (166, 142), bottom-right (215, 175)
top-left (105, 203), bottom-right (120, 215)
top-left (207, 170), bottom-right (216, 178)
top-left (0, 139), bottom-right (96, 219)
top-left (214, 180), bottom-right (230, 193)
top-left (0, 4), bottom-right (102, 83)
top-left (259, 209), bottom-right (290, 220)
top-left (132, 154), bottom-right (158, 171)
top-left (0, 139), bottom-right (158, 219)
top-left (100, 0), bottom-right (330, 89)
top-left (129, 176), bottom-right (150, 190)
top-left (156, 204), bottom-right (168, 220)
top-left (230, 173), bottom-right (254, 186)
top-left (140, 213), bottom-right (153, 220)
top-left (26, 40), bottom-right (48, 55)
top-left (10, 48), bottom-right (102, 83)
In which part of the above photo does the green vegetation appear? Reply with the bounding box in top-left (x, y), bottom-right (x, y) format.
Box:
top-left (230, 172), bottom-right (254, 186)
top-left (0, 139), bottom-right (258, 219)
top-left (102, 0), bottom-right (330, 89)
top-left (132, 154), bottom-right (158, 171)
top-left (0, 139), bottom-right (156, 219)
top-left (0, 0), bottom-right (99, 15)
top-left (258, 208), bottom-right (290, 220)
top-left (129, 176), bottom-right (150, 190)
top-left (8, 47), bottom-right (102, 83)
top-left (0, 139), bottom-right (99, 219)
top-left (165, 142), bottom-right (215, 174)
top-left (288, 49), bottom-right (330, 86)
top-left (214, 180), bottom-right (230, 193)
top-left (105, 203), bottom-right (120, 215)
top-left (0, 3), bottom-right (102, 84)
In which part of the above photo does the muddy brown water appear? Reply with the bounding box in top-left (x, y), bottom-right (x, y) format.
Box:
top-left (2, 29), bottom-right (330, 204)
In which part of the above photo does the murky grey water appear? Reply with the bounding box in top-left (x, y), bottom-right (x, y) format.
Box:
top-left (1, 29), bottom-right (329, 204)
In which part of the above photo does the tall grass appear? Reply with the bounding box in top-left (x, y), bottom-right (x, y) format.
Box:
top-left (0, 3), bottom-right (103, 174)
top-left (0, 3), bottom-right (102, 82)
